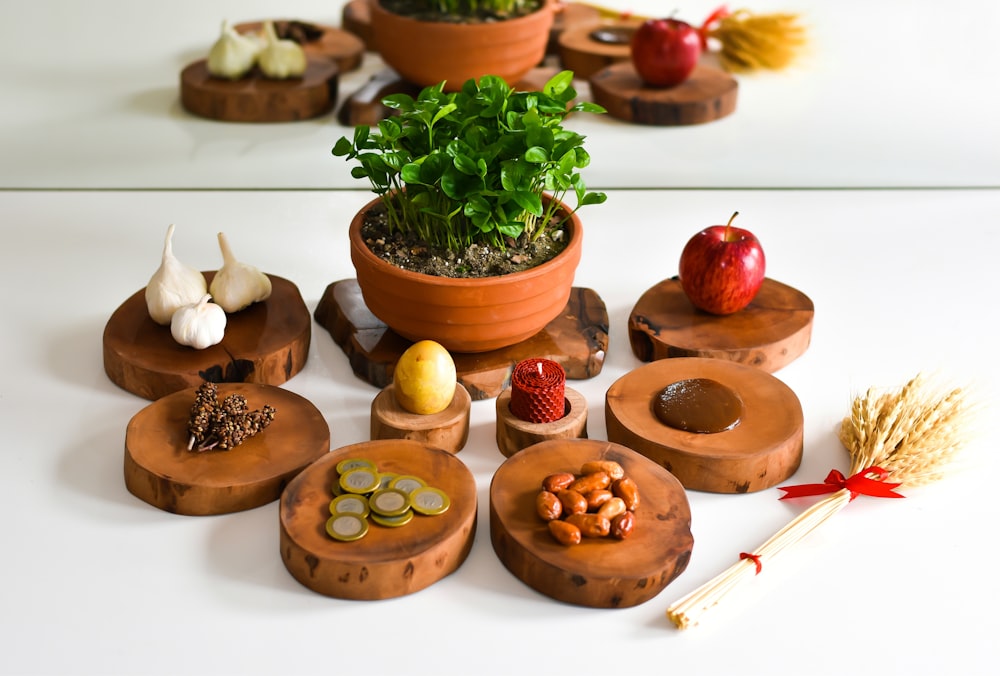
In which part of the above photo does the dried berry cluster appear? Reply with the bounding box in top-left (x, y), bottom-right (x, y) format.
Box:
top-left (186, 382), bottom-right (276, 452)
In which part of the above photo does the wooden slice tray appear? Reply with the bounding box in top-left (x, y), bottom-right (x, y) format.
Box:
top-left (628, 277), bottom-right (814, 372)
top-left (234, 20), bottom-right (365, 72)
top-left (313, 279), bottom-right (608, 400)
top-left (590, 62), bottom-right (738, 126)
top-left (490, 439), bottom-right (693, 608)
top-left (180, 57), bottom-right (338, 122)
top-left (103, 272), bottom-right (310, 401)
top-left (124, 383), bottom-right (329, 515)
top-left (279, 440), bottom-right (477, 599)
top-left (605, 358), bottom-right (803, 493)
top-left (557, 19), bottom-right (640, 80)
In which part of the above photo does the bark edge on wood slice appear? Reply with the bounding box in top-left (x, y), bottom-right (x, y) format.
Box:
top-left (103, 272), bottom-right (310, 400)
top-left (589, 62), bottom-right (738, 126)
top-left (495, 386), bottom-right (588, 457)
top-left (605, 357), bottom-right (803, 493)
top-left (627, 276), bottom-right (813, 372)
top-left (370, 383), bottom-right (471, 454)
top-left (180, 58), bottom-right (339, 123)
top-left (235, 20), bottom-right (366, 72)
top-left (280, 440), bottom-right (477, 599)
top-left (489, 439), bottom-right (693, 608)
top-left (313, 279), bottom-right (608, 400)
top-left (341, 0), bottom-right (374, 49)
top-left (124, 383), bottom-right (329, 515)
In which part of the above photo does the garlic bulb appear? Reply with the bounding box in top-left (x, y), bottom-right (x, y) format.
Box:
top-left (145, 224), bottom-right (208, 326)
top-left (257, 21), bottom-right (307, 79)
top-left (171, 294), bottom-right (227, 349)
top-left (209, 232), bottom-right (272, 313)
top-left (207, 20), bottom-right (260, 80)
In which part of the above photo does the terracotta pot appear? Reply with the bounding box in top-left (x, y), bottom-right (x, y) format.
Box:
top-left (369, 0), bottom-right (555, 91)
top-left (349, 194), bottom-right (583, 353)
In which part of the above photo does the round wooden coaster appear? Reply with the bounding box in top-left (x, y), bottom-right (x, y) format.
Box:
top-left (605, 357), bottom-right (803, 493)
top-left (590, 62), bottom-right (738, 125)
top-left (180, 57), bottom-right (338, 123)
top-left (627, 276), bottom-right (814, 372)
top-left (495, 386), bottom-right (588, 458)
top-left (370, 383), bottom-right (471, 454)
top-left (124, 383), bottom-right (329, 515)
top-left (235, 20), bottom-right (365, 71)
top-left (490, 439), bottom-right (693, 608)
top-left (557, 19), bottom-right (639, 80)
top-left (280, 440), bottom-right (477, 599)
top-left (103, 272), bottom-right (310, 401)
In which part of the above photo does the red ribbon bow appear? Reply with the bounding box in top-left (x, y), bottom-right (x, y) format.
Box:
top-left (778, 467), bottom-right (904, 501)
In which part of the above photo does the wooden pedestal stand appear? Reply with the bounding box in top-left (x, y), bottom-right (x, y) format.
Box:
top-left (557, 19), bottom-right (639, 80)
top-left (605, 358), bottom-right (803, 493)
top-left (495, 387), bottom-right (588, 457)
top-left (124, 383), bottom-right (329, 515)
top-left (340, 0), bottom-right (374, 48)
top-left (313, 279), bottom-right (608, 400)
top-left (627, 277), bottom-right (814, 372)
top-left (103, 273), bottom-right (311, 400)
top-left (280, 440), bottom-right (478, 599)
top-left (590, 63), bottom-right (738, 126)
top-left (489, 439), bottom-right (693, 608)
top-left (180, 58), bottom-right (339, 123)
top-left (370, 384), bottom-right (471, 454)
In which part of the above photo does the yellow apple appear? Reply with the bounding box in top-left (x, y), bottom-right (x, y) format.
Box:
top-left (393, 340), bottom-right (457, 415)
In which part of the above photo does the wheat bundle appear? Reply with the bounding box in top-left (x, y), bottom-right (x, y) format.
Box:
top-left (666, 373), bottom-right (980, 629)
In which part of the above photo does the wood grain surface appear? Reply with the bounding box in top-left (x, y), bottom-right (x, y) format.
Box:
top-left (280, 440), bottom-right (477, 599)
top-left (124, 383), bottom-right (329, 515)
top-left (489, 439), bottom-right (693, 608)
top-left (605, 357), bottom-right (803, 493)
top-left (103, 272), bottom-right (310, 400)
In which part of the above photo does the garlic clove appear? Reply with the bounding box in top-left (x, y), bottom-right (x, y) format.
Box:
top-left (256, 20), bottom-right (307, 79)
top-left (206, 19), bottom-right (261, 80)
top-left (145, 224), bottom-right (208, 326)
top-left (209, 231), bottom-right (272, 313)
top-left (171, 294), bottom-right (227, 349)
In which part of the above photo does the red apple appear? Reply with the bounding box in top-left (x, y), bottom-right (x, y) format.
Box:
top-left (678, 212), bottom-right (766, 315)
top-left (630, 17), bottom-right (702, 88)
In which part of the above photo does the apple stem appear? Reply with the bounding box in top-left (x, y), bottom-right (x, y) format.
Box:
top-left (724, 211), bottom-right (739, 241)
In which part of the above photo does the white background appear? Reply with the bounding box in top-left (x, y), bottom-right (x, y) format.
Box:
top-left (1, 1), bottom-right (998, 675)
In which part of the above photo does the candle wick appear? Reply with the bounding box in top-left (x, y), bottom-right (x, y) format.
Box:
top-left (537, 363), bottom-right (543, 376)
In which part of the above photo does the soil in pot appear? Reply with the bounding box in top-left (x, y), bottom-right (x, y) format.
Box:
top-left (359, 201), bottom-right (569, 279)
top-left (380, 0), bottom-right (544, 23)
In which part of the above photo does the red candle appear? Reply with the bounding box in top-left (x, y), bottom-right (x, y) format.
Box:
top-left (510, 358), bottom-right (566, 424)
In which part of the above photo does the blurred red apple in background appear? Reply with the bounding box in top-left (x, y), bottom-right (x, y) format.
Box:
top-left (630, 17), bottom-right (702, 87)
top-left (678, 212), bottom-right (766, 315)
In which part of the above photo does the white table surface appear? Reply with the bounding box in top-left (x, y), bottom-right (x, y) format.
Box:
top-left (3, 0), bottom-right (999, 190)
top-left (2, 187), bottom-right (998, 675)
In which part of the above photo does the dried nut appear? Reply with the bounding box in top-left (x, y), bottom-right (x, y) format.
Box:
top-left (581, 460), bottom-right (625, 481)
top-left (557, 489), bottom-right (588, 517)
top-left (566, 512), bottom-right (611, 538)
top-left (542, 472), bottom-right (575, 493)
top-left (585, 489), bottom-right (613, 511)
top-left (569, 471), bottom-right (610, 494)
top-left (610, 511), bottom-right (635, 540)
top-left (612, 477), bottom-right (640, 511)
top-left (597, 496), bottom-right (627, 521)
top-left (536, 491), bottom-right (562, 521)
top-left (548, 519), bottom-right (582, 546)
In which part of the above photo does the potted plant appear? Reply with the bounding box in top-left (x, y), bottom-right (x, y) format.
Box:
top-left (369, 0), bottom-right (556, 91)
top-left (332, 69), bottom-right (606, 353)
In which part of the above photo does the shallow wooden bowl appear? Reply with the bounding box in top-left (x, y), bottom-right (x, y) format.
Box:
top-left (605, 358), bottom-right (803, 493)
top-left (103, 272), bottom-right (310, 400)
top-left (124, 383), bottom-right (329, 515)
top-left (280, 440), bottom-right (477, 600)
top-left (490, 439), bottom-right (693, 608)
